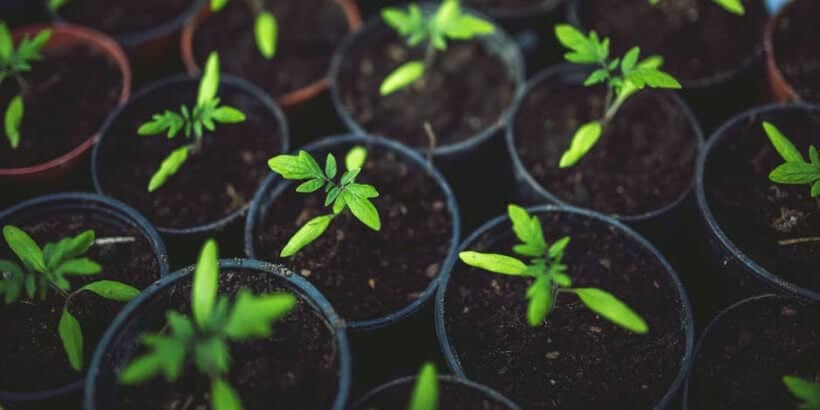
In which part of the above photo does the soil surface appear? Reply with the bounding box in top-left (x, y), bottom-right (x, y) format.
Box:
top-left (192, 0), bottom-right (349, 98)
top-left (95, 80), bottom-right (284, 230)
top-left (772, 0), bottom-right (820, 101)
top-left (703, 108), bottom-right (820, 293)
top-left (336, 23), bottom-right (516, 149)
top-left (355, 379), bottom-right (510, 410)
top-left (0, 45), bottom-right (122, 169)
top-left (115, 269), bottom-right (339, 410)
top-left (576, 0), bottom-right (767, 82)
top-left (0, 211), bottom-right (161, 392)
top-left (687, 297), bottom-right (820, 410)
top-left (465, 0), bottom-right (549, 11)
top-left (513, 70), bottom-right (698, 216)
top-left (253, 144), bottom-right (453, 322)
top-left (57, 0), bottom-right (197, 38)
top-left (444, 210), bottom-right (688, 409)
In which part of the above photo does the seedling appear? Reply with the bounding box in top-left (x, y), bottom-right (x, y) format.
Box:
top-left (119, 240), bottom-right (297, 410)
top-left (458, 205), bottom-right (648, 332)
top-left (409, 362), bottom-right (438, 410)
top-left (553, 24), bottom-right (681, 168)
top-left (763, 122), bottom-right (820, 198)
top-left (210, 0), bottom-right (278, 59)
top-left (138, 52), bottom-right (246, 192)
top-left (783, 376), bottom-right (820, 410)
top-left (379, 0), bottom-right (495, 95)
top-left (0, 225), bottom-right (140, 371)
top-left (0, 22), bottom-right (51, 150)
top-left (649, 0), bottom-right (745, 15)
top-left (268, 146), bottom-right (382, 257)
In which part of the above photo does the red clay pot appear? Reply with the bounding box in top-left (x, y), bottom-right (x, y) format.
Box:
top-left (764, 0), bottom-right (800, 102)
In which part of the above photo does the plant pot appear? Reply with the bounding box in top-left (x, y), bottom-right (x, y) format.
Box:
top-left (245, 134), bottom-right (460, 330)
top-left (763, 0), bottom-right (820, 102)
top-left (567, 0), bottom-right (770, 133)
top-left (83, 259), bottom-right (351, 410)
top-left (684, 295), bottom-right (820, 410)
top-left (46, 0), bottom-right (207, 85)
top-left (352, 374), bottom-right (522, 410)
top-left (435, 205), bottom-right (695, 410)
top-left (92, 74), bottom-right (289, 268)
top-left (0, 192), bottom-right (169, 410)
top-left (0, 24), bottom-right (131, 202)
top-left (695, 103), bottom-right (820, 303)
top-left (329, 3), bottom-right (525, 229)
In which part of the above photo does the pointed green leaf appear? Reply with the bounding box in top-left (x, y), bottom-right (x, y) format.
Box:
top-left (58, 258), bottom-right (102, 275)
top-left (211, 0), bottom-right (230, 12)
top-left (212, 106), bottom-right (246, 123)
top-left (0, 23), bottom-right (12, 59)
top-left (192, 240), bottom-right (219, 328)
top-left (409, 362), bottom-right (438, 410)
top-left (559, 121), bottom-right (603, 168)
top-left (119, 354), bottom-right (163, 384)
top-left (346, 183), bottom-right (379, 199)
top-left (325, 153), bottom-right (337, 179)
top-left (621, 46), bottom-right (640, 72)
top-left (224, 290), bottom-right (296, 340)
top-left (380, 61), bottom-right (425, 96)
top-left (714, 0), bottom-right (744, 15)
top-left (5, 95), bottom-right (23, 149)
top-left (254, 11), bottom-right (278, 59)
top-left (458, 251), bottom-right (527, 275)
top-left (148, 146), bottom-right (189, 192)
top-left (574, 288), bottom-right (648, 334)
top-left (79, 280), bottom-right (140, 301)
top-left (59, 308), bottom-right (83, 371)
top-left (343, 191), bottom-right (381, 231)
top-left (763, 122), bottom-right (805, 163)
top-left (268, 153), bottom-right (314, 180)
top-left (769, 162), bottom-right (819, 184)
top-left (783, 376), bottom-right (820, 409)
top-left (3, 225), bottom-right (45, 273)
top-left (812, 181), bottom-right (820, 198)
top-left (345, 146), bottom-right (367, 170)
top-left (527, 280), bottom-right (554, 326)
top-left (198, 52), bottom-right (220, 107)
top-left (212, 378), bottom-right (243, 410)
top-left (281, 214), bottom-right (334, 257)
top-left (296, 179), bottom-right (325, 193)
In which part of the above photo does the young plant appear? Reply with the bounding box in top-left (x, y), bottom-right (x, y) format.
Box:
top-left (267, 146), bottom-right (381, 257)
top-left (138, 52), bottom-right (246, 192)
top-left (649, 0), bottom-right (745, 15)
top-left (458, 205), bottom-right (648, 333)
top-left (379, 0), bottom-right (495, 95)
top-left (0, 225), bottom-right (140, 371)
top-left (783, 376), bottom-right (820, 410)
top-left (0, 22), bottom-right (51, 149)
top-left (553, 24), bottom-right (681, 168)
top-left (409, 362), bottom-right (438, 410)
top-left (762, 122), bottom-right (820, 198)
top-left (211, 0), bottom-right (277, 59)
top-left (119, 240), bottom-right (297, 410)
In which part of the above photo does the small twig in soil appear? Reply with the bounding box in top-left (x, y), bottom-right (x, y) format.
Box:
top-left (423, 121), bottom-right (437, 169)
top-left (778, 237), bottom-right (820, 247)
top-left (95, 236), bottom-right (136, 246)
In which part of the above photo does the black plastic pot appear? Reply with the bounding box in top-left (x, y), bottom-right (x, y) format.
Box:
top-left (695, 103), bottom-right (820, 303)
top-left (435, 205), bottom-right (695, 409)
top-left (351, 374), bottom-right (522, 410)
top-left (83, 258), bottom-right (352, 410)
top-left (92, 73), bottom-right (289, 268)
top-left (0, 192), bottom-right (170, 410)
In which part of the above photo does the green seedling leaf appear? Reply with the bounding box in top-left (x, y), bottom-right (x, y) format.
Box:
top-left (325, 153), bottom-right (338, 179)
top-left (281, 214), bottom-right (334, 257)
top-left (212, 378), bottom-right (243, 410)
top-left (269, 152), bottom-right (321, 180)
top-left (3, 225), bottom-right (45, 273)
top-left (119, 355), bottom-right (163, 384)
top-left (148, 146), bottom-right (189, 192)
top-left (559, 121), bottom-right (602, 168)
top-left (783, 376), bottom-right (820, 410)
top-left (192, 240), bottom-right (219, 328)
top-left (194, 337), bottom-right (230, 375)
top-left (198, 52), bottom-right (220, 107)
top-left (5, 95), bottom-right (22, 149)
top-left (48, 0), bottom-right (69, 10)
top-left (573, 288), bottom-right (648, 334)
top-left (58, 258), bottom-right (102, 275)
top-left (380, 61), bottom-right (425, 96)
top-left (59, 308), bottom-right (83, 371)
top-left (344, 190), bottom-right (381, 231)
top-left (254, 12), bottom-right (278, 59)
top-left (458, 251), bottom-right (527, 275)
top-left (296, 179), bottom-right (325, 193)
top-left (769, 162), bottom-right (819, 185)
top-left (812, 181), bottom-right (820, 198)
top-left (409, 362), bottom-right (438, 410)
top-left (763, 122), bottom-right (805, 163)
top-left (79, 280), bottom-right (139, 301)
top-left (57, 230), bottom-right (96, 259)
top-left (554, 24), bottom-right (606, 64)
top-left (224, 291), bottom-right (296, 340)
top-left (0, 22), bottom-right (12, 59)
top-left (714, 0), bottom-right (744, 15)
top-left (443, 14), bottom-right (495, 39)
top-left (212, 106), bottom-right (246, 123)
top-left (345, 146), bottom-right (367, 170)
top-left (211, 0), bottom-right (229, 12)
top-left (527, 279), bottom-right (554, 326)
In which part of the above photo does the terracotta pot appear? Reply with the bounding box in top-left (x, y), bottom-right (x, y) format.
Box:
top-left (179, 0), bottom-right (362, 110)
top-left (763, 0), bottom-right (800, 102)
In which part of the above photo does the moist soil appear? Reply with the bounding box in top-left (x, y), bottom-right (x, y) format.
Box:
top-left (115, 269), bottom-right (339, 410)
top-left (253, 144), bottom-right (452, 322)
top-left (772, 0), bottom-right (820, 101)
top-left (336, 24), bottom-right (516, 149)
top-left (703, 109), bottom-right (820, 293)
top-left (355, 379), bottom-right (509, 410)
top-left (444, 211), bottom-right (687, 410)
top-left (0, 45), bottom-right (122, 169)
top-left (513, 73), bottom-right (698, 216)
top-left (57, 0), bottom-right (197, 38)
top-left (687, 297), bottom-right (820, 410)
top-left (0, 212), bottom-right (162, 393)
top-left (192, 0), bottom-right (349, 98)
top-left (576, 0), bottom-right (767, 82)
top-left (95, 80), bottom-right (284, 229)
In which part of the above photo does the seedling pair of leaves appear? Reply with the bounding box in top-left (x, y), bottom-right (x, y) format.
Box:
top-left (0, 225), bottom-right (140, 371)
top-left (120, 240), bottom-right (297, 410)
top-left (649, 0), bottom-right (745, 15)
top-left (379, 0), bottom-right (495, 96)
top-left (211, 0), bottom-right (278, 59)
top-left (459, 205), bottom-right (648, 333)
top-left (553, 24), bottom-right (681, 168)
top-left (0, 22), bottom-right (51, 150)
top-left (784, 376), bottom-right (820, 410)
top-left (268, 146), bottom-right (381, 257)
top-left (138, 52), bottom-right (246, 192)
top-left (763, 122), bottom-right (820, 198)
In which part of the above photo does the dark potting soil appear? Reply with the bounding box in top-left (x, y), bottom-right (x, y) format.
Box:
top-left (703, 109), bottom-right (820, 293)
top-left (57, 0), bottom-right (197, 38)
top-left (336, 24), bottom-right (516, 149)
top-left (687, 297), bottom-right (820, 410)
top-left (772, 0), bottom-right (820, 101)
top-left (464, 0), bottom-right (547, 11)
top-left (444, 211), bottom-right (687, 410)
top-left (576, 0), bottom-right (767, 82)
top-left (0, 45), bottom-right (122, 169)
top-left (253, 145), bottom-right (452, 322)
top-left (355, 379), bottom-right (509, 410)
top-left (95, 81), bottom-right (283, 229)
top-left (116, 269), bottom-right (339, 410)
top-left (514, 78), bottom-right (698, 216)
top-left (0, 212), bottom-right (161, 392)
top-left (192, 0), bottom-right (349, 98)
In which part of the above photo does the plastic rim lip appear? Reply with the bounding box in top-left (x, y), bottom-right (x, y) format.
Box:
top-left (0, 192), bottom-right (170, 403)
top-left (505, 63), bottom-right (705, 223)
top-left (83, 258), bottom-right (352, 410)
top-left (434, 204), bottom-right (696, 410)
top-left (244, 133), bottom-right (462, 331)
top-left (351, 374), bottom-right (522, 410)
top-left (694, 102), bottom-right (820, 302)
top-left (328, 2), bottom-right (526, 159)
top-left (91, 73), bottom-right (290, 237)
